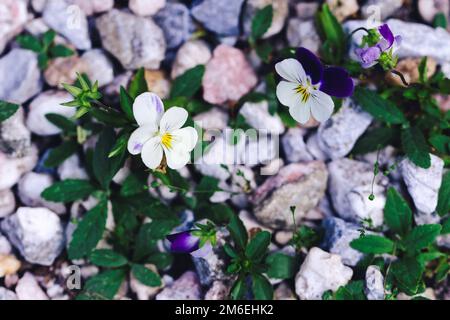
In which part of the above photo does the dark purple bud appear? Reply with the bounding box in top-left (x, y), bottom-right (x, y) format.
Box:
top-left (296, 47), bottom-right (324, 85)
top-left (320, 67), bottom-right (354, 98)
top-left (167, 231), bottom-right (199, 253)
top-left (378, 24), bottom-right (395, 50)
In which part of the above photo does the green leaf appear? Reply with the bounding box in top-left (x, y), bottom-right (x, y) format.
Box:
top-left (49, 44), bottom-right (75, 58)
top-left (16, 34), bottom-right (42, 52)
top-left (429, 134), bottom-right (450, 154)
top-left (131, 264), bottom-right (162, 287)
top-left (43, 140), bottom-right (78, 168)
top-left (145, 252), bottom-right (173, 269)
top-left (170, 65), bottom-right (205, 99)
top-left (335, 281), bottom-right (366, 300)
top-left (227, 214), bottom-right (248, 250)
top-left (231, 277), bottom-right (247, 300)
top-left (245, 231), bottom-right (271, 262)
top-left (350, 235), bottom-right (395, 254)
top-left (77, 269), bottom-right (126, 300)
top-left (418, 57), bottom-right (428, 83)
top-left (128, 68), bottom-right (148, 100)
top-left (384, 187), bottom-right (412, 237)
top-left (315, 4), bottom-right (346, 64)
top-left (108, 131), bottom-right (130, 158)
top-left (251, 274), bottom-right (273, 300)
top-left (437, 171), bottom-right (450, 216)
top-left (120, 173), bottom-right (147, 197)
top-left (93, 128), bottom-right (126, 189)
top-left (45, 113), bottom-right (77, 133)
top-left (353, 87), bottom-right (407, 125)
top-left (89, 249), bottom-right (128, 267)
top-left (68, 199), bottom-right (108, 260)
top-left (255, 42), bottom-right (273, 63)
top-left (119, 86), bottom-right (134, 121)
top-left (0, 100), bottom-right (19, 122)
top-left (442, 218), bottom-right (450, 234)
top-left (352, 127), bottom-right (397, 155)
top-left (401, 127), bottom-right (431, 169)
top-left (37, 52), bottom-right (49, 69)
top-left (90, 108), bottom-right (130, 127)
top-left (266, 253), bottom-right (296, 279)
top-left (42, 30), bottom-right (56, 50)
top-left (41, 179), bottom-right (95, 202)
top-left (433, 12), bottom-right (448, 29)
top-left (402, 224), bottom-right (442, 253)
top-left (391, 257), bottom-right (424, 296)
top-left (251, 5), bottom-right (273, 39)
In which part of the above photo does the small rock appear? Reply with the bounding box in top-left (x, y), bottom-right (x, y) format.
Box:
top-left (26, 91), bottom-right (75, 136)
top-left (171, 40), bottom-right (212, 79)
top-left (327, 0), bottom-right (359, 22)
top-left (244, 0), bottom-right (288, 38)
top-left (96, 9), bottom-right (166, 70)
top-left (282, 128), bottom-right (314, 163)
top-left (154, 2), bottom-right (194, 49)
top-left (193, 108), bottom-right (229, 137)
top-left (365, 265), bottom-right (385, 300)
top-left (251, 162), bottom-right (328, 229)
top-left (42, 0), bottom-right (91, 50)
top-left (57, 154), bottom-right (88, 180)
top-left (0, 233), bottom-right (12, 255)
top-left (0, 0), bottom-right (28, 54)
top-left (0, 49), bottom-right (42, 104)
top-left (0, 287), bottom-right (17, 300)
top-left (129, 264), bottom-right (164, 300)
top-left (156, 271), bottom-right (202, 300)
top-left (386, 57), bottom-right (437, 86)
top-left (295, 247), bottom-right (353, 300)
top-left (129, 0), bottom-right (166, 16)
top-left (15, 272), bottom-right (49, 300)
top-left (18, 172), bottom-right (66, 215)
top-left (31, 0), bottom-right (47, 12)
top-left (400, 154), bottom-right (444, 214)
top-left (80, 50), bottom-right (114, 87)
top-left (306, 133), bottom-right (328, 160)
top-left (322, 217), bottom-right (365, 266)
top-left (361, 0), bottom-right (404, 20)
top-left (239, 100), bottom-right (285, 135)
top-left (328, 158), bottom-right (388, 227)
top-left (203, 45), bottom-right (257, 104)
top-left (317, 100), bottom-right (373, 160)
top-left (1, 207), bottom-right (64, 266)
top-left (44, 55), bottom-right (86, 88)
top-left (0, 147), bottom-right (39, 191)
top-left (144, 70), bottom-right (171, 99)
top-left (287, 19), bottom-right (321, 53)
top-left (205, 281), bottom-right (231, 300)
top-left (274, 282), bottom-right (296, 300)
top-left (191, 0), bottom-right (244, 36)
top-left (0, 107), bottom-right (31, 157)
top-left (295, 2), bottom-right (319, 19)
top-left (418, 0), bottom-right (449, 23)
top-left (71, 0), bottom-right (114, 15)
top-left (0, 254), bottom-right (21, 277)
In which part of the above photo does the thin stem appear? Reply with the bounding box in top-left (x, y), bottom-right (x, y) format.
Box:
top-left (347, 27), bottom-right (370, 41)
top-left (93, 100), bottom-right (116, 113)
top-left (390, 70), bottom-right (409, 86)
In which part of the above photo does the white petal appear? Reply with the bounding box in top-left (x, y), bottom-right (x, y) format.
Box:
top-left (275, 58), bottom-right (306, 83)
top-left (133, 92), bottom-right (164, 127)
top-left (159, 107), bottom-right (188, 133)
top-left (141, 136), bottom-right (163, 169)
top-left (276, 81), bottom-right (299, 108)
top-left (163, 146), bottom-right (191, 170)
top-left (171, 127), bottom-right (198, 151)
top-left (310, 90), bottom-right (334, 122)
top-left (127, 125), bottom-right (157, 155)
top-left (289, 101), bottom-right (311, 124)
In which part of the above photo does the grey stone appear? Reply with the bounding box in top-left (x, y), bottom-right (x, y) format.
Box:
top-left (287, 19), bottom-right (321, 53)
top-left (80, 49), bottom-right (114, 87)
top-left (0, 287), bottom-right (17, 300)
top-left (361, 0), bottom-right (404, 20)
top-left (0, 232), bottom-right (12, 255)
top-left (96, 9), bottom-right (166, 70)
top-left (0, 49), bottom-right (42, 104)
top-left (239, 100), bottom-right (285, 135)
top-left (0, 107), bottom-right (31, 157)
top-left (282, 128), bottom-right (314, 163)
top-left (1, 207), bottom-right (65, 266)
top-left (0, 0), bottom-right (28, 54)
top-left (243, 0), bottom-right (288, 39)
top-left (0, 146), bottom-right (39, 191)
top-left (156, 271), bottom-right (202, 300)
top-left (365, 265), bottom-right (385, 300)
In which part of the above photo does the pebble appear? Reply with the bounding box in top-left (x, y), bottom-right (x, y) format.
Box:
top-left (193, 108), bottom-right (229, 137)
top-left (328, 158), bottom-right (388, 227)
top-left (239, 100), bottom-right (285, 135)
top-left (0, 146), bottom-right (39, 191)
top-left (96, 9), bottom-right (166, 70)
top-left (154, 2), bottom-right (194, 49)
top-left (144, 70), bottom-right (171, 99)
top-left (0, 0), bottom-right (28, 54)
top-left (327, 0), bottom-right (359, 22)
top-left (281, 128), bottom-right (314, 163)
top-left (365, 265), bottom-right (385, 300)
top-left (129, 264), bottom-right (164, 300)
top-left (26, 91), bottom-right (75, 136)
top-left (44, 55), bottom-right (86, 88)
top-left (287, 19), bottom-right (321, 53)
top-left (203, 45), bottom-right (257, 104)
top-left (400, 154), bottom-right (444, 215)
top-left (80, 50), bottom-right (114, 87)
top-left (0, 254), bottom-right (21, 278)
top-left (18, 172), bottom-right (66, 215)
top-left (129, 0), bottom-right (166, 16)
top-left (57, 154), bottom-right (88, 181)
top-left (191, 0), bottom-right (244, 36)
top-left (274, 282), bottom-right (296, 300)
top-left (251, 161), bottom-right (328, 229)
top-left (0, 49), bottom-right (42, 104)
top-left (71, 0), bottom-right (114, 15)
top-left (171, 40), bottom-right (212, 79)
top-left (204, 281), bottom-right (231, 300)
top-left (295, 247), bottom-right (353, 300)
top-left (317, 100), bottom-right (373, 160)
top-left (244, 0), bottom-right (288, 39)
top-left (0, 287), bottom-right (17, 300)
top-left (156, 271), bottom-right (202, 300)
top-left (0, 233), bottom-right (12, 255)
top-left (42, 0), bottom-right (91, 50)
top-left (295, 2), bottom-right (319, 19)
top-left (15, 272), bottom-right (49, 300)
top-left (0, 106), bottom-right (31, 157)
top-left (418, 0), bottom-right (449, 23)
top-left (387, 57), bottom-right (437, 86)
top-left (361, 0), bottom-right (404, 20)
top-left (1, 207), bottom-right (65, 266)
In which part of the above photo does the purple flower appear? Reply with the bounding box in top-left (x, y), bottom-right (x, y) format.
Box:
top-left (167, 231), bottom-right (199, 253)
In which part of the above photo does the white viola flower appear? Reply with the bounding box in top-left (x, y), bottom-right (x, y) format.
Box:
top-left (127, 92), bottom-right (198, 170)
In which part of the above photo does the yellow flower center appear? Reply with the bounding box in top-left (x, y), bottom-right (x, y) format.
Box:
top-left (296, 85), bottom-right (311, 103)
top-left (161, 132), bottom-right (173, 149)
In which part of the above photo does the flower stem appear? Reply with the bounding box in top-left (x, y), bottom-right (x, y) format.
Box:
top-left (390, 70), bottom-right (409, 86)
top-left (347, 27), bottom-right (370, 41)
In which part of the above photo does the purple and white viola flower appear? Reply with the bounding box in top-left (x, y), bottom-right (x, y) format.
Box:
top-left (275, 47), bottom-right (354, 124)
top-left (166, 231), bottom-right (213, 258)
top-left (127, 92), bottom-right (198, 170)
top-left (355, 24), bottom-right (402, 70)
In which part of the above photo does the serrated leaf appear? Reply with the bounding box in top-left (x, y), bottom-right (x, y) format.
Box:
top-left (131, 264), bottom-right (162, 287)
top-left (401, 127), bottom-right (431, 169)
top-left (41, 179), bottom-right (95, 202)
top-left (350, 235), bottom-right (395, 254)
top-left (90, 249), bottom-right (128, 267)
top-left (0, 100), bottom-right (19, 122)
top-left (384, 187), bottom-right (412, 237)
top-left (170, 65), bottom-right (205, 99)
top-left (245, 231), bottom-right (271, 262)
top-left (43, 140), bottom-right (78, 168)
top-left (128, 68), bottom-right (148, 100)
top-left (437, 171), bottom-right (450, 216)
top-left (251, 274), bottom-right (273, 300)
top-left (77, 269), bottom-right (126, 300)
top-left (251, 5), bottom-right (273, 39)
top-left (402, 224), bottom-right (442, 253)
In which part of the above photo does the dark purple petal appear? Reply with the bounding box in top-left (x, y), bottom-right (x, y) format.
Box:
top-left (167, 231), bottom-right (199, 253)
top-left (296, 47), bottom-right (323, 85)
top-left (378, 24), bottom-right (394, 49)
top-left (320, 67), bottom-right (354, 98)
